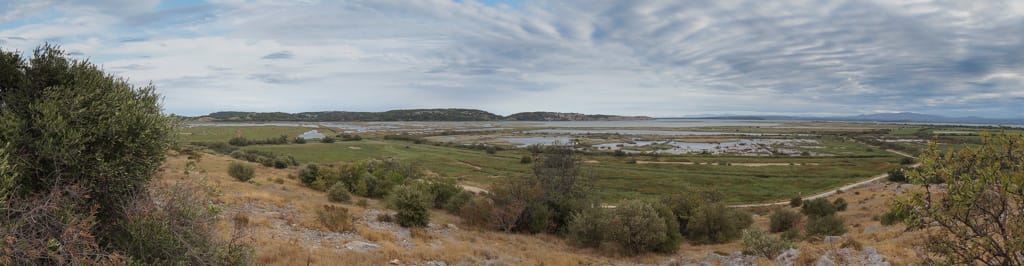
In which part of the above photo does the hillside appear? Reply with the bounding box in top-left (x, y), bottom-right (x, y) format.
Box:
top-left (194, 109), bottom-right (653, 122)
top-left (158, 151), bottom-right (923, 265)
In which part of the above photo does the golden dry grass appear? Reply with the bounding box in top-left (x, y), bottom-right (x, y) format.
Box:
top-left (156, 151), bottom-right (926, 265)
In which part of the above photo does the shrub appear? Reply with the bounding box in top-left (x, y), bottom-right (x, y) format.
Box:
top-left (801, 198), bottom-right (837, 217)
top-left (272, 158), bottom-right (289, 169)
top-left (879, 207), bottom-right (905, 226)
top-left (686, 202), bottom-right (753, 244)
top-left (611, 200), bottom-right (676, 255)
top-left (357, 198), bottom-right (369, 208)
top-left (805, 214), bottom-right (847, 237)
top-left (228, 162), bottom-right (255, 182)
top-left (790, 197), bottom-right (803, 207)
top-left (0, 45), bottom-right (174, 229)
top-left (114, 179), bottom-right (254, 265)
top-left (485, 146), bottom-right (497, 154)
top-left (387, 185), bottom-right (431, 227)
top-left (613, 150), bottom-right (627, 157)
top-left (832, 198), bottom-right (848, 211)
top-left (317, 205), bottom-right (354, 232)
top-left (520, 155), bottom-right (532, 164)
top-left (423, 178), bottom-right (463, 208)
top-left (781, 228), bottom-right (802, 241)
top-left (769, 208), bottom-right (802, 233)
top-left (293, 137), bottom-right (306, 144)
top-left (327, 182), bottom-right (352, 203)
top-left (298, 164), bottom-right (320, 185)
top-left (566, 207), bottom-right (612, 248)
top-left (443, 191), bottom-right (473, 213)
top-left (887, 168), bottom-right (907, 183)
top-left (458, 196), bottom-right (494, 229)
top-left (321, 136), bottom-right (336, 143)
top-left (899, 157), bottom-right (915, 165)
top-left (743, 228), bottom-right (794, 258)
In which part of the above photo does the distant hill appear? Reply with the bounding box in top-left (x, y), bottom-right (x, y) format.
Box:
top-left (193, 109), bottom-right (653, 122)
top-left (684, 112), bottom-right (1024, 125)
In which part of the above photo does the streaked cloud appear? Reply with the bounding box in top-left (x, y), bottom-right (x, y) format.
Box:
top-left (1, 0), bottom-right (1022, 118)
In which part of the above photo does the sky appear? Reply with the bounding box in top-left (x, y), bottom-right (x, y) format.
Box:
top-left (1, 0), bottom-right (1023, 118)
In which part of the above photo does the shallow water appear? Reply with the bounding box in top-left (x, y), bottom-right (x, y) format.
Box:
top-left (298, 130), bottom-right (325, 139)
top-left (593, 139), bottom-right (819, 155)
top-left (524, 129), bottom-right (765, 136)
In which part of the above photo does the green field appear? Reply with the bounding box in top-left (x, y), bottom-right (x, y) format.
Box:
top-left (180, 126), bottom-right (312, 142)
top-left (242, 139), bottom-right (901, 204)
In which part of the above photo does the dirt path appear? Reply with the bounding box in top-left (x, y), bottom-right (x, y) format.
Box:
top-left (730, 149), bottom-right (919, 208)
top-left (461, 184), bottom-right (488, 194)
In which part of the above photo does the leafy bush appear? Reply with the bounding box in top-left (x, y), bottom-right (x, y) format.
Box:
top-left (686, 202), bottom-right (753, 244)
top-left (567, 201), bottom-right (681, 255)
top-left (321, 136), bottom-right (336, 143)
top-left (743, 228), bottom-right (794, 258)
top-left (566, 207), bottom-right (611, 248)
top-left (790, 197), bottom-right (803, 207)
top-left (317, 205), bottom-right (354, 232)
top-left (805, 214), bottom-right (847, 237)
top-left (443, 191), bottom-right (473, 213)
top-left (0, 45), bottom-right (174, 227)
top-left (387, 185), bottom-right (431, 227)
top-left (520, 155), bottom-right (532, 164)
top-left (327, 182), bottom-right (351, 203)
top-left (298, 164), bottom-right (320, 185)
top-left (899, 157), bottom-right (915, 165)
top-left (801, 198), bottom-right (837, 217)
top-left (887, 168), bottom-right (907, 183)
top-left (879, 207), bottom-right (905, 226)
top-left (293, 137), bottom-right (306, 144)
top-left (832, 197), bottom-right (848, 211)
top-left (769, 208), bottom-right (802, 233)
top-left (422, 177), bottom-right (463, 208)
top-left (228, 162), bottom-right (255, 182)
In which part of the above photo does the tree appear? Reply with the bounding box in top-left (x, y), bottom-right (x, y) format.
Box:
top-left (894, 133), bottom-right (1024, 265)
top-left (686, 202), bottom-right (753, 244)
top-left (0, 45), bottom-right (174, 226)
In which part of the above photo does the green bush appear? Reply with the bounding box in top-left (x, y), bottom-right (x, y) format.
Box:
top-left (789, 197), bottom-right (803, 207)
top-left (327, 182), bottom-right (351, 203)
top-left (321, 136), bottom-right (336, 143)
top-left (769, 208), bottom-right (802, 233)
top-left (520, 155), bottom-right (532, 164)
top-left (832, 198), bottom-right (848, 211)
top-left (317, 205), bottom-right (354, 232)
top-left (298, 164), bottom-right (320, 185)
top-left (443, 191), bottom-right (473, 213)
top-left (611, 200), bottom-right (676, 255)
top-left (566, 207), bottom-right (612, 248)
top-left (781, 228), bottom-right (802, 241)
top-left (879, 207), bottom-right (905, 226)
top-left (686, 202), bottom-right (753, 244)
top-left (742, 228), bottom-right (794, 258)
top-left (887, 168), bottom-right (907, 182)
top-left (293, 137), bottom-right (306, 144)
top-left (801, 198), bottom-right (837, 217)
top-left (0, 45), bottom-right (174, 227)
top-left (228, 162), bottom-right (255, 182)
top-left (423, 178), bottom-right (463, 208)
top-left (387, 185), bottom-right (431, 227)
top-left (805, 214), bottom-right (847, 237)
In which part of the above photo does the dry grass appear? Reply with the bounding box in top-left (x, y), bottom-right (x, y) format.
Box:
top-left (156, 151), bottom-right (926, 265)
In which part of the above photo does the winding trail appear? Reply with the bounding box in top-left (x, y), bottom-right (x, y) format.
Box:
top-left (729, 149), bottom-right (919, 208)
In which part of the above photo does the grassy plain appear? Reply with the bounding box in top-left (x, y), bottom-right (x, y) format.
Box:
top-left (179, 125), bottom-right (312, 142)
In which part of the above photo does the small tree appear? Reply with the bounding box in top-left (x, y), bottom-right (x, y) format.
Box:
top-left (832, 197), bottom-right (848, 211)
top-left (321, 136), bottom-right (336, 143)
top-left (228, 161), bottom-right (255, 182)
top-left (388, 185), bottom-right (431, 227)
top-left (769, 208), bottom-right (801, 233)
top-left (687, 202), bottom-right (753, 244)
top-left (894, 133), bottom-right (1024, 265)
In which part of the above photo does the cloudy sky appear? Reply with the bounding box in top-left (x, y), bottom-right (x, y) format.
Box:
top-left (2, 0), bottom-right (1023, 117)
